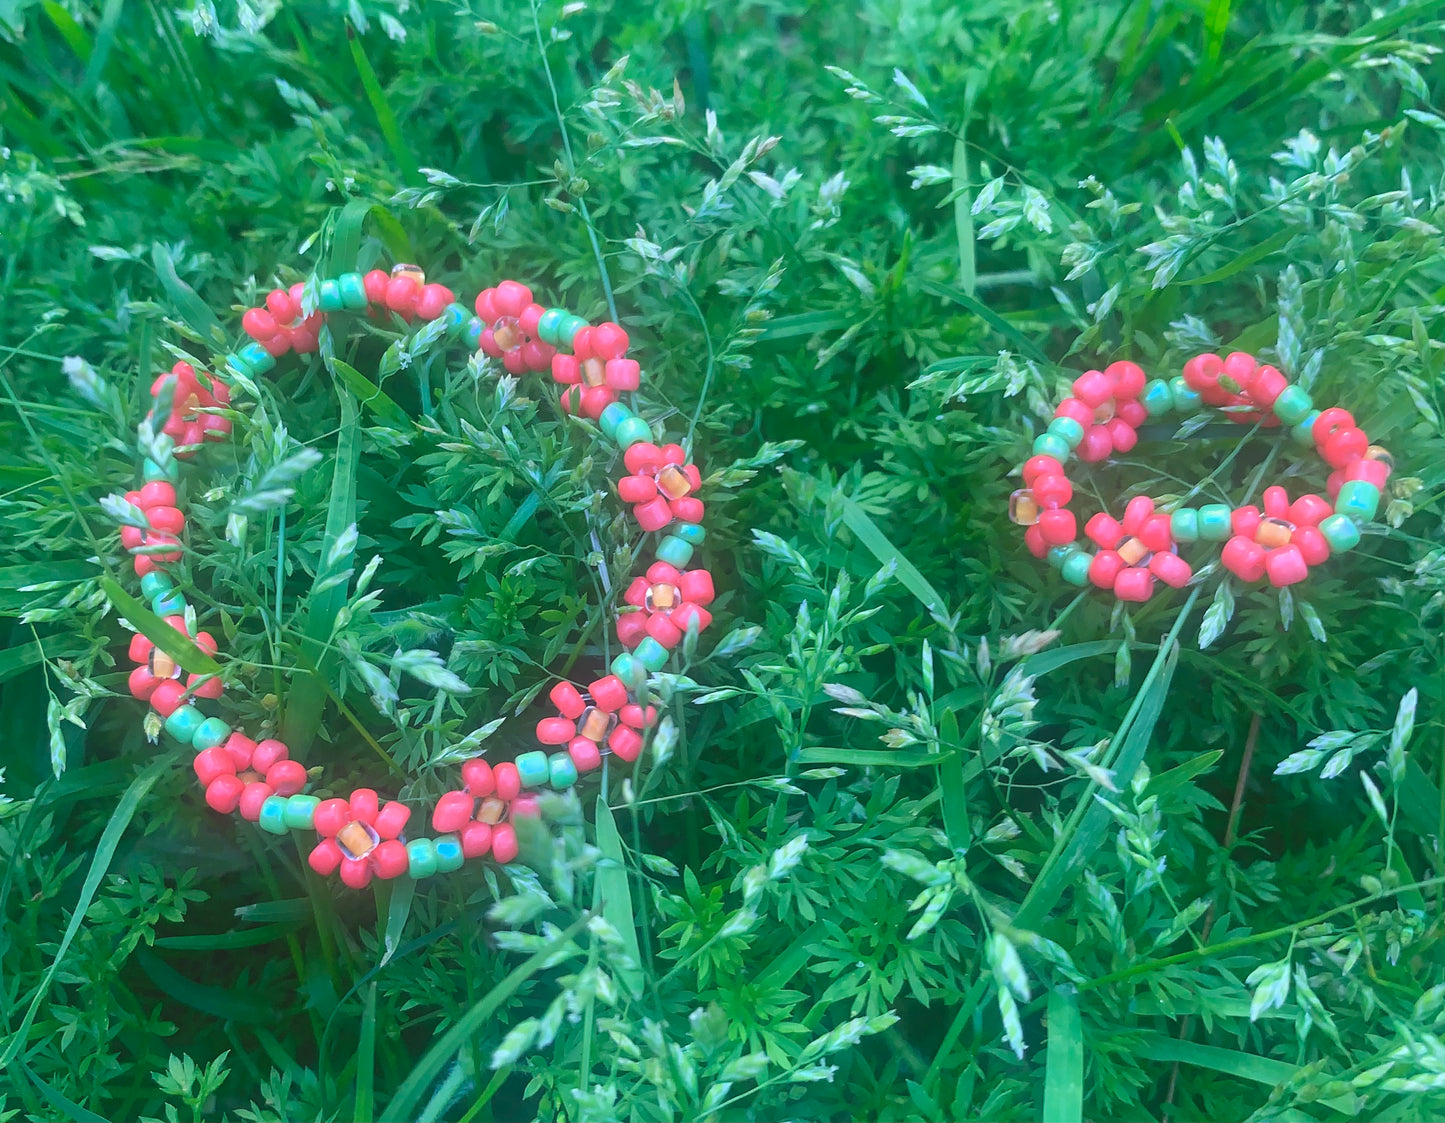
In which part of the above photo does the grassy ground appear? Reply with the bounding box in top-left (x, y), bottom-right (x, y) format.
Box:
top-left (3, 1), bottom-right (1445, 1119)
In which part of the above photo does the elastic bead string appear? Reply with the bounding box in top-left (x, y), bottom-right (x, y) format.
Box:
top-left (1013, 351), bottom-right (1392, 601)
top-left (115, 263), bottom-right (716, 889)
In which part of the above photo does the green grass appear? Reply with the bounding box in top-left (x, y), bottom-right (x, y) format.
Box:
top-left (3, 1), bottom-right (1445, 1120)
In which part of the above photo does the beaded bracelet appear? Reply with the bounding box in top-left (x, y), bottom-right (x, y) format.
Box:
top-left (1012, 350), bottom-right (1392, 601)
top-left (114, 265), bottom-right (715, 889)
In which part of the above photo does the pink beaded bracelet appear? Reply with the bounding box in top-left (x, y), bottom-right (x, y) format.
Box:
top-left (1013, 350), bottom-right (1392, 602)
top-left (111, 263), bottom-right (715, 888)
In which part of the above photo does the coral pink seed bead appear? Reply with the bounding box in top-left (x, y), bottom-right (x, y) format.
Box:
top-left (519, 303), bottom-right (544, 335)
top-left (1078, 426), bottom-right (1113, 462)
top-left (128, 632), bottom-right (153, 664)
top-left (267, 288), bottom-right (300, 324)
top-left (624, 442), bottom-right (665, 475)
top-left (1106, 361), bottom-right (1147, 400)
top-left (1054, 398), bottom-right (1093, 426)
top-left (385, 276), bottom-right (420, 316)
top-left (194, 747), bottom-right (235, 786)
top-left (350, 788), bottom-right (381, 823)
top-left (580, 386), bottom-right (615, 419)
top-left (616, 612), bottom-right (648, 648)
top-left (309, 839), bottom-right (344, 877)
top-left (1265, 544), bottom-right (1309, 587)
top-left (549, 681), bottom-right (587, 719)
top-left (679, 569), bottom-right (715, 604)
top-left (363, 270), bottom-right (390, 304)
top-left (1113, 568), bottom-right (1155, 602)
top-left (646, 613), bottom-right (684, 648)
top-left (646, 562), bottom-right (685, 586)
top-left (1288, 495), bottom-right (1332, 528)
top-left (375, 800), bottom-right (411, 839)
top-left (475, 288), bottom-right (498, 322)
top-left (242, 308), bottom-right (277, 340)
top-left (1249, 366), bottom-right (1287, 408)
top-left (128, 666), bottom-right (159, 700)
top-left (1312, 407), bottom-right (1355, 446)
top-left (1104, 418), bottom-right (1138, 453)
top-left (148, 679), bottom-right (187, 717)
top-left (621, 703), bottom-right (658, 729)
top-left (267, 759), bottom-right (307, 797)
top-left (1294, 526), bottom-right (1331, 565)
top-left (1138, 514), bottom-right (1173, 553)
top-left (511, 795), bottom-right (541, 819)
top-left (139, 481), bottom-right (177, 509)
top-left (121, 525), bottom-right (145, 550)
top-left (634, 498), bottom-right (674, 532)
top-left (1344, 458), bottom-right (1390, 488)
top-left (1116, 400), bottom-right (1148, 428)
top-left (670, 497), bottom-right (705, 523)
top-left (521, 341), bottom-right (555, 371)
top-left (552, 353), bottom-right (581, 384)
top-left (462, 758), bottom-right (496, 798)
top-left (262, 333), bottom-right (292, 358)
top-left (605, 359), bottom-right (641, 391)
top-left (1022, 455), bottom-right (1064, 485)
top-left (1149, 552), bottom-right (1192, 588)
top-left (569, 737), bottom-right (603, 772)
top-left (618, 475), bottom-right (657, 504)
top-left (460, 820), bottom-right (494, 859)
top-left (147, 506), bottom-right (185, 535)
top-left (1222, 351), bottom-right (1258, 390)
top-left (537, 717), bottom-right (576, 745)
top-left (1072, 370), bottom-right (1114, 409)
top-left (1024, 524), bottom-right (1048, 558)
top-left (609, 725), bottom-right (644, 762)
top-left (503, 350), bottom-right (529, 375)
top-left (590, 322), bottom-right (630, 360)
top-left (221, 732), bottom-right (256, 771)
top-left (1231, 506), bottom-right (1261, 539)
top-left (314, 798), bottom-right (352, 837)
top-left (1032, 473), bottom-right (1072, 509)
top-left (590, 675), bottom-right (629, 712)
top-left (493, 281), bottom-right (533, 318)
top-left (1122, 496), bottom-right (1154, 535)
top-left (492, 824), bottom-right (519, 865)
top-left (1221, 536), bottom-right (1267, 582)
top-left (205, 774), bottom-right (244, 814)
top-left (1263, 486), bottom-right (1290, 519)
top-left (187, 672), bottom-right (224, 700)
top-left (339, 859), bottom-right (373, 889)
top-left (433, 790), bottom-right (475, 833)
top-left (1323, 426), bottom-right (1368, 468)
top-left (1182, 353), bottom-right (1224, 391)
top-left (239, 782), bottom-right (274, 822)
top-left (1089, 550), bottom-right (1125, 589)
top-left (1037, 509), bottom-right (1076, 546)
top-left (672, 603), bottom-right (713, 633)
top-left (415, 284), bottom-right (454, 321)
top-left (372, 841), bottom-right (409, 879)
top-left (1086, 513), bottom-right (1124, 550)
top-left (494, 763), bottom-right (522, 802)
top-left (252, 739), bottom-right (289, 772)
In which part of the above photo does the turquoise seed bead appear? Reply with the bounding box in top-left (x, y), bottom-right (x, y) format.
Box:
top-left (1272, 385), bottom-right (1313, 426)
top-left (1142, 379), bottom-right (1174, 417)
top-left (1198, 504), bottom-right (1233, 541)
top-left (655, 535), bottom-right (695, 568)
top-left (224, 352), bottom-right (252, 378)
top-left (407, 838), bottom-right (439, 879)
top-left (1060, 552), bottom-right (1092, 586)
top-left (613, 416), bottom-right (652, 450)
top-left (674, 522), bottom-right (707, 545)
top-left (560, 315), bottom-right (589, 346)
top-left (515, 750), bottom-right (550, 790)
top-left (1319, 513), bottom-right (1361, 552)
top-left (537, 308), bottom-right (568, 346)
top-left (1335, 480), bottom-right (1381, 523)
top-left (339, 272), bottom-right (368, 310)
top-left (1046, 545), bottom-right (1077, 570)
top-left (610, 652), bottom-right (648, 689)
top-left (634, 636), bottom-right (671, 672)
top-left (442, 303), bottom-right (470, 336)
top-left (464, 318), bottom-right (484, 349)
top-left (548, 752), bottom-right (579, 790)
top-left (152, 591), bottom-right (186, 616)
top-left (1031, 432), bottom-right (1072, 462)
top-left (238, 342), bottom-right (275, 375)
top-left (191, 717), bottom-right (232, 750)
top-left (1047, 416), bottom-right (1085, 448)
top-left (143, 457), bottom-right (180, 483)
top-left (1291, 411), bottom-right (1321, 448)
top-left (434, 834), bottom-right (465, 873)
top-left (164, 705), bottom-right (205, 743)
top-left (1170, 509), bottom-right (1200, 543)
top-left (140, 571), bottom-right (173, 599)
top-left (599, 402), bottom-right (634, 439)
top-left (318, 279), bottom-right (343, 312)
top-left (258, 796), bottom-right (289, 835)
top-left (1169, 376), bottom-right (1202, 414)
top-left (284, 794), bottom-right (319, 830)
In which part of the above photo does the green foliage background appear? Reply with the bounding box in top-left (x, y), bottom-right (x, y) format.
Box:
top-left (3, 0), bottom-right (1445, 1119)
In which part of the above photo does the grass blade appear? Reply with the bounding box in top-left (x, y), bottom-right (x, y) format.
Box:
top-left (154, 921), bottom-right (299, 950)
top-left (1132, 1034), bottom-right (1358, 1113)
top-left (936, 708), bottom-right (971, 851)
top-left (134, 947), bottom-right (277, 1023)
top-left (355, 982), bottom-right (377, 1123)
top-left (952, 137), bottom-right (975, 296)
top-left (1042, 987), bottom-right (1083, 1123)
top-left (151, 243), bottom-right (224, 346)
top-left (346, 24), bottom-right (418, 183)
top-left (0, 753), bottom-right (173, 1068)
top-left (921, 278), bottom-right (1048, 363)
top-left (332, 358), bottom-right (410, 428)
top-left (380, 876), bottom-right (415, 967)
top-left (18, 1059), bottom-right (109, 1123)
top-left (594, 797), bottom-right (645, 997)
top-left (100, 575), bottom-right (222, 676)
top-left (380, 915), bottom-right (589, 1122)
top-left (838, 495), bottom-right (946, 617)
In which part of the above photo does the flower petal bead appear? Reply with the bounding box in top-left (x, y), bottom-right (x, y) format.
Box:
top-left (1105, 418), bottom-right (1138, 453)
top-left (1024, 524), bottom-right (1048, 558)
top-left (239, 782), bottom-right (274, 822)
top-left (1150, 552), bottom-right (1192, 588)
top-left (1335, 480), bottom-right (1380, 522)
top-left (1265, 544), bottom-right (1309, 587)
top-left (1088, 550), bottom-right (1124, 589)
top-left (537, 717), bottom-right (575, 745)
top-left (1107, 360), bottom-right (1147, 400)
top-left (1113, 567), bottom-right (1154, 602)
top-left (460, 821), bottom-right (494, 859)
top-left (267, 759), bottom-right (308, 797)
top-left (1323, 426), bottom-right (1369, 468)
top-left (433, 790), bottom-right (475, 833)
top-left (492, 824), bottom-right (520, 865)
top-left (1054, 398), bottom-right (1093, 427)
top-left (1221, 536), bottom-right (1267, 582)
top-left (375, 800), bottom-right (411, 839)
top-left (1116, 400), bottom-right (1148, 428)
top-left (1294, 526), bottom-right (1331, 565)
top-left (1085, 513), bottom-right (1123, 549)
top-left (314, 798), bottom-right (351, 837)
top-left (1122, 496), bottom-right (1154, 536)
top-left (1262, 486), bottom-right (1290, 519)
top-left (569, 737), bottom-right (603, 772)
top-left (1312, 407), bottom-right (1355, 446)
top-left (206, 775), bottom-right (244, 814)
top-left (129, 666), bottom-right (159, 700)
top-left (494, 762), bottom-right (522, 802)
top-left (461, 758), bottom-right (495, 799)
top-left (252, 739), bottom-right (289, 773)
top-left (373, 840), bottom-right (410, 880)
top-left (339, 858), bottom-right (374, 889)
top-left (1138, 514), bottom-right (1172, 553)
top-left (1318, 513), bottom-right (1362, 552)
top-left (1072, 370), bottom-right (1114, 408)
top-left (1182, 353), bottom-right (1223, 391)
top-left (1036, 509), bottom-right (1076, 546)
top-left (1022, 455), bottom-right (1063, 485)
top-left (1231, 506), bottom-right (1261, 539)
top-left (1032, 474), bottom-right (1072, 508)
top-left (194, 746), bottom-right (235, 786)
top-left (609, 725), bottom-right (644, 762)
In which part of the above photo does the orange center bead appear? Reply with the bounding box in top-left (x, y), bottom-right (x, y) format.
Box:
top-left (656, 464), bottom-right (693, 501)
top-left (581, 357), bottom-right (607, 387)
top-left (1365, 445), bottom-right (1393, 470)
top-left (391, 263), bottom-right (426, 286)
top-left (149, 649), bottom-right (182, 680)
top-left (493, 317), bottom-right (522, 352)
top-left (1092, 399), bottom-right (1116, 424)
top-left (1008, 489), bottom-right (1040, 526)
top-left (645, 583), bottom-right (679, 612)
top-left (337, 820), bottom-right (379, 861)
top-left (238, 769), bottom-right (262, 784)
top-left (1254, 517), bottom-right (1294, 549)
top-left (477, 797), bottom-right (507, 824)
top-left (578, 706), bottom-right (615, 743)
top-left (1117, 536), bottom-right (1151, 566)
